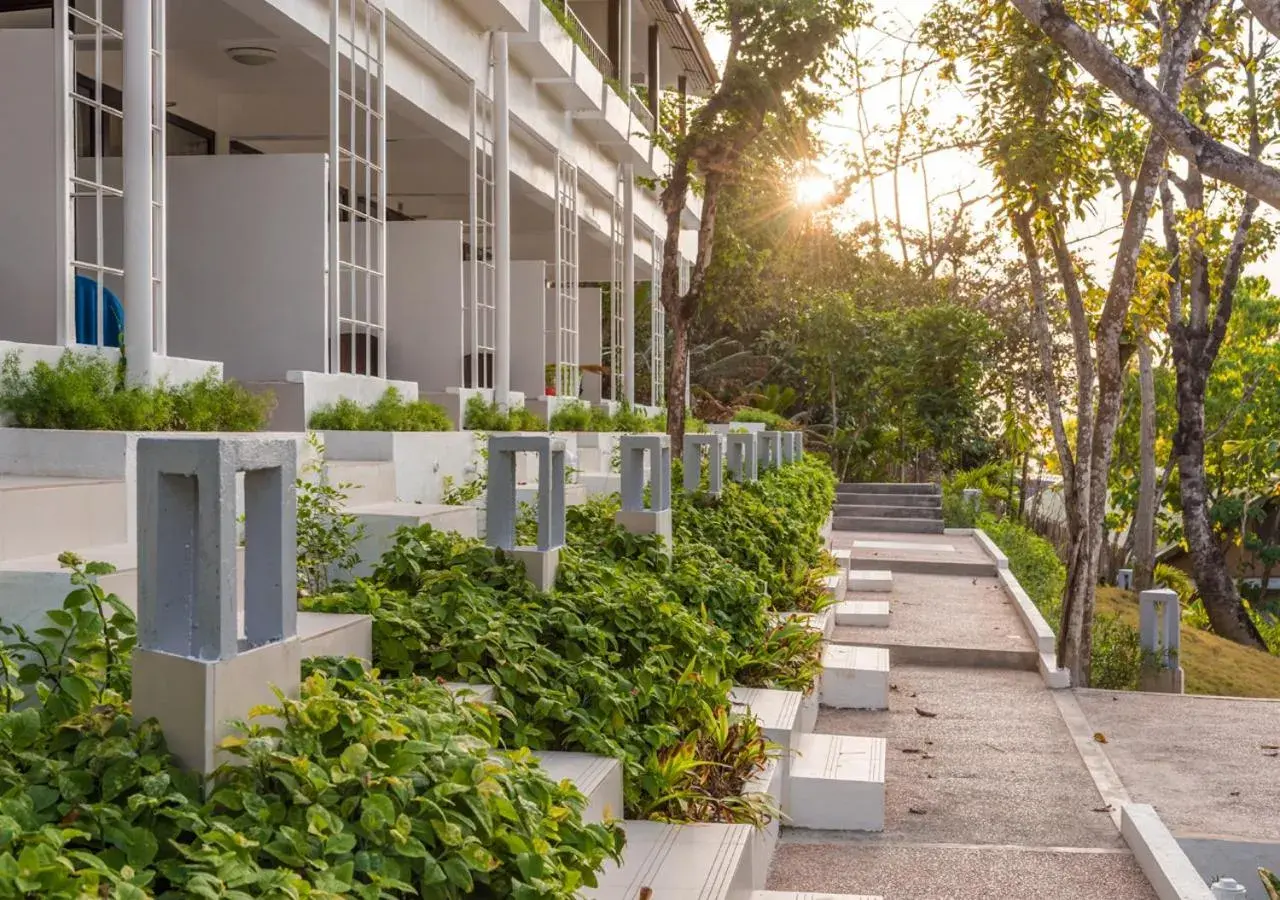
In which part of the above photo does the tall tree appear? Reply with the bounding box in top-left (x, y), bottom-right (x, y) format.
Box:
top-left (660, 0), bottom-right (867, 451)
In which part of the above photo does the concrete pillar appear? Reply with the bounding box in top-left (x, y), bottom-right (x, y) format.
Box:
top-left (123, 0), bottom-right (155, 385)
top-left (494, 32), bottom-right (512, 409)
top-left (963, 488), bottom-right (982, 517)
top-left (726, 433), bottom-right (758, 483)
top-left (1117, 568), bottom-right (1134, 590)
top-left (623, 166), bottom-right (636, 405)
top-left (131, 436), bottom-right (300, 775)
top-left (486, 435), bottom-right (566, 589)
top-left (617, 434), bottom-right (672, 548)
top-left (683, 433), bottom-right (725, 496)
top-left (780, 432), bottom-right (796, 465)
top-left (758, 431), bottom-right (783, 472)
top-left (1139, 588), bottom-right (1184, 693)
top-left (647, 24), bottom-right (660, 125)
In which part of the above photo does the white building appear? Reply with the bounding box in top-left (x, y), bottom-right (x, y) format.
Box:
top-left (0, 0), bottom-right (712, 427)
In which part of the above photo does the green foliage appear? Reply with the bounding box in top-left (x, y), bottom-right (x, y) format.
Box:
top-left (730, 408), bottom-right (796, 430)
top-left (296, 436), bottom-right (364, 596)
top-left (0, 563), bottom-right (620, 898)
top-left (942, 464), bottom-right (1019, 527)
top-left (1089, 613), bottom-right (1144, 691)
top-left (977, 513), bottom-right (1066, 627)
top-left (547, 401), bottom-right (665, 433)
top-left (309, 388), bottom-right (452, 432)
top-left (0, 350), bottom-right (270, 432)
top-left (463, 396), bottom-right (543, 432)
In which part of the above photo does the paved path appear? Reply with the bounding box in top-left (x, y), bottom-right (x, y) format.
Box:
top-left (768, 530), bottom-right (1159, 899)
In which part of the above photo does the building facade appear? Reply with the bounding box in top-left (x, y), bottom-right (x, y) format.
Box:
top-left (0, 0), bottom-right (713, 425)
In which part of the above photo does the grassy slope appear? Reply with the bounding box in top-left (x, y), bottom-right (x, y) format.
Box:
top-left (1097, 587), bottom-right (1280, 699)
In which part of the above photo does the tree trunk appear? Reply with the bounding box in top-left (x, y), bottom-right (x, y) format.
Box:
top-left (1133, 338), bottom-right (1159, 592)
top-left (1173, 374), bottom-right (1268, 648)
top-left (1019, 451), bottom-right (1030, 521)
top-left (666, 310), bottom-right (689, 456)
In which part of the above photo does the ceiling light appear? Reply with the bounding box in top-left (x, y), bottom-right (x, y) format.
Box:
top-left (225, 46), bottom-right (278, 67)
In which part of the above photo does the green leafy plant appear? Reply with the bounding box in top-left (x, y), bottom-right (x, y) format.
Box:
top-left (309, 387), bottom-right (453, 432)
top-left (463, 395), bottom-right (543, 432)
top-left (0, 350), bottom-right (271, 432)
top-left (730, 407), bottom-right (795, 430)
top-left (296, 435), bottom-right (365, 596)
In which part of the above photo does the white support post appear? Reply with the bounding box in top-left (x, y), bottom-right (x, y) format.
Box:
top-left (54, 0), bottom-right (73, 346)
top-left (623, 165), bottom-right (635, 405)
top-left (123, 0), bottom-right (155, 384)
top-left (494, 31), bottom-right (512, 409)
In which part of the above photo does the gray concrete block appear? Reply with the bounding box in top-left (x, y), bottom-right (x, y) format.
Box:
top-left (758, 431), bottom-right (783, 471)
top-left (726, 433), bottom-right (758, 483)
top-left (485, 435), bottom-right (566, 552)
top-left (619, 434), bottom-right (671, 512)
top-left (682, 433), bottom-right (725, 496)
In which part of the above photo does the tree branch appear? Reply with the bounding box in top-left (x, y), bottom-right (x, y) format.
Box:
top-left (1243, 0), bottom-right (1280, 40)
top-left (1010, 0), bottom-right (1280, 209)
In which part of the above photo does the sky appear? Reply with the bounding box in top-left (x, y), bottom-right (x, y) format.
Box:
top-left (705, 1), bottom-right (1280, 288)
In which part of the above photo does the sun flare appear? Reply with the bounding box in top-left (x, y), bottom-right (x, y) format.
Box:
top-left (794, 173), bottom-right (835, 206)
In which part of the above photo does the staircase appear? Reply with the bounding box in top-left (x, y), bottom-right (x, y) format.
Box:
top-left (833, 483), bottom-right (943, 534)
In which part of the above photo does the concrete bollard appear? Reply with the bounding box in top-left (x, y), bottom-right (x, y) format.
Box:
top-left (131, 436), bottom-right (300, 776)
top-left (1117, 568), bottom-right (1134, 590)
top-left (682, 433), bottom-right (725, 496)
top-left (486, 435), bottom-right (566, 591)
top-left (1139, 588), bottom-right (1185, 693)
top-left (758, 431), bottom-right (783, 472)
top-left (726, 433), bottom-right (758, 483)
top-left (962, 488), bottom-right (982, 517)
top-left (617, 434), bottom-right (673, 549)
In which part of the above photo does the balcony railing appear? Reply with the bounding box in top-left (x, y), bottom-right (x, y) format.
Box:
top-left (542, 0), bottom-right (611, 80)
top-left (630, 87), bottom-right (656, 134)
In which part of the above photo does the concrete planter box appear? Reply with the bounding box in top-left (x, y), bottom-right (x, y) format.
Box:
top-left (319, 430), bottom-right (482, 505)
top-left (742, 757), bottom-right (782, 888)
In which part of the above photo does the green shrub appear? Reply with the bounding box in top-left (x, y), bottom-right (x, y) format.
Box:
top-left (1090, 612), bottom-right (1144, 690)
top-left (978, 512), bottom-right (1065, 625)
top-left (548, 401), bottom-right (667, 433)
top-left (548, 400), bottom-right (596, 431)
top-left (309, 387), bottom-right (452, 432)
top-left (730, 408), bottom-right (795, 430)
top-left (942, 464), bottom-right (1019, 526)
top-left (0, 350), bottom-right (270, 431)
top-left (463, 395), bottom-right (543, 431)
top-left (0, 559), bottom-right (620, 898)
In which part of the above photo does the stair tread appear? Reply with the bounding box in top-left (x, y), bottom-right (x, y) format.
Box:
top-left (845, 570), bottom-right (893, 593)
top-left (823, 644), bottom-right (890, 672)
top-left (0, 475), bottom-right (124, 490)
top-left (585, 821), bottom-right (753, 899)
top-left (792, 732), bottom-right (886, 783)
top-left (834, 600), bottom-right (891, 628)
top-left (0, 542), bottom-right (136, 572)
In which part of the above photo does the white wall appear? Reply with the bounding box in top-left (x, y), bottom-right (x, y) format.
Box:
top-left (511, 260), bottom-right (548, 398)
top-left (166, 153), bottom-right (328, 382)
top-left (386, 219), bottom-right (464, 391)
top-left (0, 29), bottom-right (60, 345)
top-left (581, 286), bottom-right (603, 403)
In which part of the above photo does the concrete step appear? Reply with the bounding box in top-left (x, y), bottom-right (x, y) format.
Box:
top-left (0, 542), bottom-right (142, 635)
top-left (845, 570), bottom-right (893, 593)
top-left (325, 460), bottom-right (398, 506)
top-left (344, 501), bottom-right (479, 579)
top-left (584, 821), bottom-right (755, 899)
top-left (834, 600), bottom-right (891, 628)
top-left (752, 893), bottom-right (883, 900)
top-left (821, 645), bottom-right (890, 710)
top-left (847, 556), bottom-right (998, 577)
top-left (834, 504), bottom-right (943, 519)
top-left (833, 516), bottom-right (945, 534)
top-left (821, 571), bottom-right (846, 604)
top-left (835, 492), bottom-right (941, 509)
top-left (0, 476), bottom-right (128, 563)
top-left (533, 751), bottom-right (624, 824)
top-left (298, 611), bottom-right (372, 661)
top-left (787, 733), bottom-right (887, 832)
top-left (836, 483), bottom-right (939, 496)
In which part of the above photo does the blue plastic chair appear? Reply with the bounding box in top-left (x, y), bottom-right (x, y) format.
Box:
top-left (74, 274), bottom-right (124, 348)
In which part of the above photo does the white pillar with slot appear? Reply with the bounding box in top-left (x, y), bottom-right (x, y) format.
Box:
top-left (123, 0), bottom-right (155, 385)
top-left (494, 31), bottom-right (512, 409)
top-left (621, 0), bottom-right (635, 405)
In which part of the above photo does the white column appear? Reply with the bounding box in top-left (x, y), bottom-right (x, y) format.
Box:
top-left (123, 0), bottom-right (155, 384)
top-left (623, 166), bottom-right (635, 405)
top-left (620, 0), bottom-right (632, 94)
top-left (494, 31), bottom-right (512, 409)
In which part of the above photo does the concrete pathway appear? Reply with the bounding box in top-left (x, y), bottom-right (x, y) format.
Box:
top-left (767, 530), bottom-right (1159, 899)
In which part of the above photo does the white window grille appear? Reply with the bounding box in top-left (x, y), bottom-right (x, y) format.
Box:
top-left (609, 166), bottom-right (626, 403)
top-left (551, 155), bottom-right (580, 397)
top-left (467, 87), bottom-right (497, 389)
top-left (59, 0), bottom-right (125, 347)
top-left (329, 0), bottom-right (388, 378)
top-left (650, 236), bottom-right (665, 407)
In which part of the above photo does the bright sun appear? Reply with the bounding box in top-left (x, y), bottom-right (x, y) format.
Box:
top-left (794, 173), bottom-right (835, 206)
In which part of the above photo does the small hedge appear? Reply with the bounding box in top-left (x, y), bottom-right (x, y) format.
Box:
top-left (309, 387), bottom-right (452, 432)
top-left (0, 350), bottom-right (270, 431)
top-left (463, 396), bottom-right (543, 432)
top-left (547, 401), bottom-right (666, 433)
top-left (730, 408), bottom-right (796, 431)
top-left (977, 513), bottom-right (1142, 689)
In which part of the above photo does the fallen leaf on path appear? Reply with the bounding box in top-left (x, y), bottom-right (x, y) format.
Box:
top-left (902, 748), bottom-right (923, 754)
top-left (1266, 752), bottom-right (1279, 758)
top-left (1093, 732), bottom-right (1108, 744)
top-left (915, 707), bottom-right (937, 718)
top-left (1230, 791), bottom-right (1241, 797)
top-left (908, 807), bottom-right (927, 815)
top-left (1092, 805), bottom-right (1113, 813)
top-left (1262, 744), bottom-right (1279, 750)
